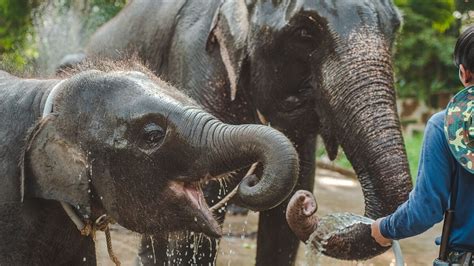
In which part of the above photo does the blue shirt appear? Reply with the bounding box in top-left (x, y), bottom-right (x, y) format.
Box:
top-left (380, 111), bottom-right (474, 251)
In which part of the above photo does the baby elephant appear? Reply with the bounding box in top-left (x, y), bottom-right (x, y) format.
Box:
top-left (0, 63), bottom-right (298, 265)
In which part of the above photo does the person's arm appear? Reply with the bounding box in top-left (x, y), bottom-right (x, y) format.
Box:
top-left (371, 116), bottom-right (455, 244)
top-left (371, 217), bottom-right (392, 246)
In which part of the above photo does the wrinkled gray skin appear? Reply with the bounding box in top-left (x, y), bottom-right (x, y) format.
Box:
top-left (0, 67), bottom-right (298, 265)
top-left (74, 0), bottom-right (413, 264)
top-left (287, 190), bottom-right (380, 260)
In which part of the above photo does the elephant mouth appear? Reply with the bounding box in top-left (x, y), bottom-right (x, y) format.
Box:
top-left (184, 182), bottom-right (204, 209)
top-left (169, 181), bottom-right (222, 238)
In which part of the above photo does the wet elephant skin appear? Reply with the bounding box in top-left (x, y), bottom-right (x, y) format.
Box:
top-left (82, 0), bottom-right (413, 264)
top-left (0, 64), bottom-right (298, 265)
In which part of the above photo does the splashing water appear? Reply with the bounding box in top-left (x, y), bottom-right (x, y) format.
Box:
top-left (304, 213), bottom-right (404, 266)
top-left (149, 236), bottom-right (156, 265)
top-left (303, 213), bottom-right (372, 265)
top-left (308, 212), bottom-right (373, 253)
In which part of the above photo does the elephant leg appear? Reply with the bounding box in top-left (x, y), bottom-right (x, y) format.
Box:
top-left (256, 137), bottom-right (316, 266)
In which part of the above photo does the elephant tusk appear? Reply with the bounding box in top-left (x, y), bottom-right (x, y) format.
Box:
top-left (257, 109), bottom-right (269, 125)
top-left (209, 162), bottom-right (259, 212)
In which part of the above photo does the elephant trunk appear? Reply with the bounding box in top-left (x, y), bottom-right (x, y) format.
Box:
top-left (285, 190), bottom-right (319, 242)
top-left (184, 109), bottom-right (299, 212)
top-left (329, 28), bottom-right (412, 220)
top-left (291, 29), bottom-right (412, 260)
top-left (210, 123), bottom-right (299, 211)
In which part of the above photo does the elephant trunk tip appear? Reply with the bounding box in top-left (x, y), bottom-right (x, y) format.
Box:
top-left (286, 190), bottom-right (319, 242)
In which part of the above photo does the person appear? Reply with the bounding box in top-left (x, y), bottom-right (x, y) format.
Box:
top-left (371, 25), bottom-right (474, 265)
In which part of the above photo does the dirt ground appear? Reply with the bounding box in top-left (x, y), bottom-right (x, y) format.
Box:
top-left (96, 168), bottom-right (442, 266)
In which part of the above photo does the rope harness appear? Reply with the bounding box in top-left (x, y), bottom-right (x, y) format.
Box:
top-left (42, 80), bottom-right (120, 266)
top-left (80, 215), bottom-right (121, 266)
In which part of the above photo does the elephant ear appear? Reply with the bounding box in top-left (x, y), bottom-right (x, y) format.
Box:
top-left (206, 0), bottom-right (250, 101)
top-left (22, 115), bottom-right (91, 218)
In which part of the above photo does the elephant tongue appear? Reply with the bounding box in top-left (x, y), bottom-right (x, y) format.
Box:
top-left (183, 183), bottom-right (222, 238)
top-left (184, 183), bottom-right (203, 209)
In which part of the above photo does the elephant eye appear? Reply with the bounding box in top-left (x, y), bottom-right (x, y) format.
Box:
top-left (142, 123), bottom-right (165, 147)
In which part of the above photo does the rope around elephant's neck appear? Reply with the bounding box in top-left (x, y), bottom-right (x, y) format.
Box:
top-left (209, 162), bottom-right (259, 212)
top-left (104, 225), bottom-right (121, 266)
top-left (82, 215), bottom-right (121, 266)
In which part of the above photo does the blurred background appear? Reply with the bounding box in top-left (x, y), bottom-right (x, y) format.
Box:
top-left (0, 0), bottom-right (473, 177)
top-left (1, 1), bottom-right (473, 265)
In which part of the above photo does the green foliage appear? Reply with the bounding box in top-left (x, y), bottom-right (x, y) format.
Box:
top-left (0, 0), bottom-right (29, 52)
top-left (316, 145), bottom-right (353, 170)
top-left (394, 0), bottom-right (459, 32)
top-left (80, 0), bottom-right (127, 39)
top-left (0, 0), bottom-right (126, 73)
top-left (394, 0), bottom-right (462, 102)
top-left (0, 0), bottom-right (38, 71)
top-left (410, 0), bottom-right (455, 32)
top-left (456, 0), bottom-right (473, 13)
top-left (316, 133), bottom-right (423, 183)
top-left (404, 132), bottom-right (424, 182)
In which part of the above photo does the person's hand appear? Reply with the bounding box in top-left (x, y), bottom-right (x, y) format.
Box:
top-left (371, 218), bottom-right (392, 247)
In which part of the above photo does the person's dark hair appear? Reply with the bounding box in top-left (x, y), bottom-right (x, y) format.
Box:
top-left (454, 25), bottom-right (474, 71)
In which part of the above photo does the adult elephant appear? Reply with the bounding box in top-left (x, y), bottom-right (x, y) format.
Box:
top-left (82, 0), bottom-right (413, 264)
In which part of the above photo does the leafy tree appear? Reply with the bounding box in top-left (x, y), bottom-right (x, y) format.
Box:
top-left (0, 0), bottom-right (38, 71)
top-left (456, 0), bottom-right (473, 13)
top-left (82, 0), bottom-right (126, 38)
top-left (0, 0), bottom-right (126, 73)
top-left (393, 0), bottom-right (473, 104)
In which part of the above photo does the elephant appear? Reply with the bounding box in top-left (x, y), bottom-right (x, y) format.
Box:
top-left (63, 0), bottom-right (414, 264)
top-left (286, 190), bottom-right (377, 260)
top-left (0, 61), bottom-right (299, 265)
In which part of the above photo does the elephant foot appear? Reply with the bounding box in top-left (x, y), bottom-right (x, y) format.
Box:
top-left (286, 190), bottom-right (388, 260)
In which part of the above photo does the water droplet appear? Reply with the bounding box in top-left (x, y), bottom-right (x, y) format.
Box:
top-left (304, 212), bottom-right (373, 263)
